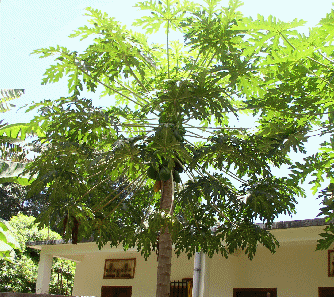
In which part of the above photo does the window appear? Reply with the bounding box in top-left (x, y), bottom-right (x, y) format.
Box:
top-left (319, 287), bottom-right (334, 297)
top-left (101, 286), bottom-right (132, 297)
top-left (233, 288), bottom-right (277, 297)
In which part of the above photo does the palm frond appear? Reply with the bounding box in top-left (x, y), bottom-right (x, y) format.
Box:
top-left (0, 89), bottom-right (25, 113)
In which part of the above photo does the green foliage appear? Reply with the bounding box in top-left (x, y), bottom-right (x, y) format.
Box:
top-left (49, 258), bottom-right (76, 295)
top-left (4, 0), bottom-right (334, 267)
top-left (0, 214), bottom-right (75, 294)
top-left (8, 214), bottom-right (60, 249)
top-left (0, 254), bottom-right (38, 293)
top-left (0, 219), bottom-right (20, 262)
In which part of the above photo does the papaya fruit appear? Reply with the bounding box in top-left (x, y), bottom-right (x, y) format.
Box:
top-left (159, 166), bottom-right (171, 181)
top-left (147, 166), bottom-right (159, 180)
top-left (174, 160), bottom-right (184, 173)
top-left (173, 129), bottom-right (183, 142)
top-left (154, 180), bottom-right (162, 192)
top-left (173, 170), bottom-right (181, 183)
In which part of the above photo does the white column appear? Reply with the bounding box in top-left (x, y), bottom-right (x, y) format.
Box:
top-left (36, 251), bottom-right (53, 294)
top-left (199, 253), bottom-right (210, 297)
top-left (192, 252), bottom-right (202, 297)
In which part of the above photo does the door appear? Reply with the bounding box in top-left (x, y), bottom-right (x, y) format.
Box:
top-left (319, 287), bottom-right (334, 297)
top-left (233, 288), bottom-right (277, 297)
top-left (101, 286), bottom-right (132, 297)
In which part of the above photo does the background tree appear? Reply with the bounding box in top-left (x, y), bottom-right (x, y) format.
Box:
top-left (0, 214), bottom-right (75, 294)
top-left (2, 1), bottom-right (334, 296)
top-left (0, 182), bottom-right (48, 221)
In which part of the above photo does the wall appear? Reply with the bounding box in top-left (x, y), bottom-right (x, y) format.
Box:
top-left (232, 242), bottom-right (330, 297)
top-left (72, 250), bottom-right (194, 297)
top-left (204, 252), bottom-right (237, 297)
top-left (205, 226), bottom-right (334, 297)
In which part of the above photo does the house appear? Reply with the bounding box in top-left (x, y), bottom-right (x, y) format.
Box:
top-left (26, 218), bottom-right (334, 297)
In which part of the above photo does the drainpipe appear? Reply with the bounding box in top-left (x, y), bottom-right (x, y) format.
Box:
top-left (192, 251), bottom-right (202, 297)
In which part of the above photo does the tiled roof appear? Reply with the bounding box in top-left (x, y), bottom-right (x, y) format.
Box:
top-left (26, 237), bottom-right (94, 247)
top-left (256, 217), bottom-right (331, 230)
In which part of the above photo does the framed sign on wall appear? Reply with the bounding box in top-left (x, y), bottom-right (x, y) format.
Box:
top-left (103, 258), bottom-right (136, 279)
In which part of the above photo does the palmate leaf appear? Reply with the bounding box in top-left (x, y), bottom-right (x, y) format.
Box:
top-left (316, 224), bottom-right (334, 251)
top-left (173, 174), bottom-right (284, 259)
top-left (193, 126), bottom-right (306, 178)
top-left (229, 15), bottom-right (307, 71)
top-left (181, 3), bottom-right (244, 56)
top-left (180, 2), bottom-right (259, 100)
top-left (316, 8), bottom-right (334, 43)
top-left (32, 46), bottom-right (86, 96)
top-left (34, 8), bottom-right (156, 102)
top-left (200, 0), bottom-right (226, 17)
top-left (133, 0), bottom-right (199, 34)
top-left (68, 7), bottom-right (112, 40)
top-left (240, 177), bottom-right (300, 223)
top-left (152, 72), bottom-right (238, 126)
top-left (232, 14), bottom-right (306, 34)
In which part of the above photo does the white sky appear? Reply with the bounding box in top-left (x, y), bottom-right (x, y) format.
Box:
top-left (1, 0), bottom-right (333, 222)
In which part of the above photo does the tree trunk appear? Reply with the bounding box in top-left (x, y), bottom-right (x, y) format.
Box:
top-left (156, 177), bottom-right (174, 297)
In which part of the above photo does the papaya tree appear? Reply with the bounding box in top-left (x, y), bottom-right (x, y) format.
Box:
top-left (2, 1), bottom-right (334, 296)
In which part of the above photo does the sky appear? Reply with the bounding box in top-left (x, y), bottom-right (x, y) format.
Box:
top-left (1, 0), bottom-right (333, 222)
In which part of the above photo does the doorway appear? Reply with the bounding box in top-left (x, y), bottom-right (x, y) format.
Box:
top-left (101, 286), bottom-right (132, 297)
top-left (233, 288), bottom-right (277, 297)
top-left (319, 287), bottom-right (334, 297)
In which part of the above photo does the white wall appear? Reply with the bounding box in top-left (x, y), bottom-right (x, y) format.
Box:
top-left (72, 250), bottom-right (194, 297)
top-left (205, 226), bottom-right (334, 297)
top-left (230, 242), bottom-right (330, 297)
top-left (205, 253), bottom-right (237, 297)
